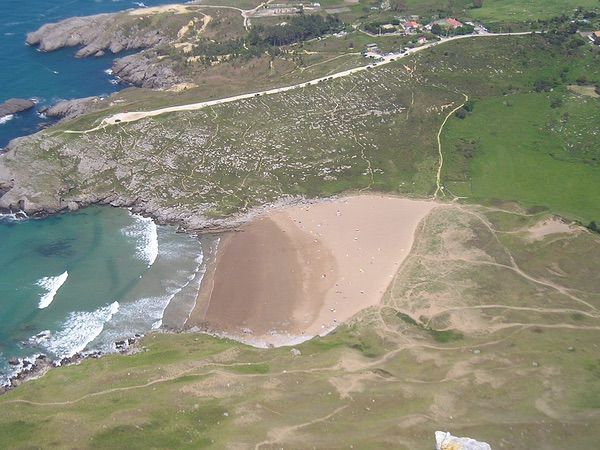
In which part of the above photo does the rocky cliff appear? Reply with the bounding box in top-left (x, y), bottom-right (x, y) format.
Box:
top-left (112, 53), bottom-right (182, 89)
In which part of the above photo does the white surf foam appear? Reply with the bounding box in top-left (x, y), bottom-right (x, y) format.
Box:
top-left (104, 68), bottom-right (113, 75)
top-left (0, 114), bottom-right (14, 125)
top-left (36, 301), bottom-right (120, 359)
top-left (36, 271), bottom-right (69, 309)
top-left (121, 214), bottom-right (158, 267)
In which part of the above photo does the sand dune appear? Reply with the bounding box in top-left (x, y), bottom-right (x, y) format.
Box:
top-left (186, 195), bottom-right (437, 346)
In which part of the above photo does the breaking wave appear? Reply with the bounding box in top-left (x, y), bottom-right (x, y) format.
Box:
top-left (32, 301), bottom-right (120, 359)
top-left (36, 271), bottom-right (69, 309)
top-left (121, 214), bottom-right (158, 267)
top-left (0, 114), bottom-right (14, 125)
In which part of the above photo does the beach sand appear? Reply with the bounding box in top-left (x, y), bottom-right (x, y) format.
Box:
top-left (186, 195), bottom-right (437, 346)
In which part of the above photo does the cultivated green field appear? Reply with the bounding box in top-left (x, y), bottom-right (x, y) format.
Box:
top-left (404, 0), bottom-right (599, 23)
top-left (442, 91), bottom-right (600, 224)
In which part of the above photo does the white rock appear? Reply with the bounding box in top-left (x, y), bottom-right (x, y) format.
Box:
top-left (435, 431), bottom-right (492, 450)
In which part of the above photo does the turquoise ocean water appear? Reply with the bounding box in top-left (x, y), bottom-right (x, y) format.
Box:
top-left (0, 1), bottom-right (206, 385)
top-left (0, 208), bottom-right (205, 385)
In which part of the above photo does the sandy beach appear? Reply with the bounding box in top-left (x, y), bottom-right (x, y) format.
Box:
top-left (186, 195), bottom-right (437, 346)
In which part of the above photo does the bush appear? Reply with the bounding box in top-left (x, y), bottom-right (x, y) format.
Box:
top-left (550, 97), bottom-right (563, 108)
top-left (533, 78), bottom-right (556, 92)
top-left (455, 108), bottom-right (467, 119)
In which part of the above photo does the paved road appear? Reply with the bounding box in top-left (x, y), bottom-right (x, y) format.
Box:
top-left (65, 31), bottom-right (537, 134)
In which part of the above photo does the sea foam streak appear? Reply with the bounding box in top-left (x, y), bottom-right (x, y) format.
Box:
top-left (0, 114), bottom-right (14, 125)
top-left (121, 214), bottom-right (158, 267)
top-left (36, 301), bottom-right (120, 359)
top-left (37, 271), bottom-right (69, 309)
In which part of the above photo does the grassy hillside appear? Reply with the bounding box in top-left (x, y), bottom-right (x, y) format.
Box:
top-left (442, 91), bottom-right (600, 224)
top-left (3, 35), bottom-right (598, 227)
top-left (1, 205), bottom-right (599, 449)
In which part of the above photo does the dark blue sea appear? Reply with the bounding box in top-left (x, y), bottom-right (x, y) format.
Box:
top-left (0, 0), bottom-right (176, 148)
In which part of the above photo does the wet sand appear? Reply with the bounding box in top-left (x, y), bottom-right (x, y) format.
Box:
top-left (186, 195), bottom-right (437, 346)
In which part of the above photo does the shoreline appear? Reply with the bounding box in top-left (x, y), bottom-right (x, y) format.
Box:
top-left (0, 333), bottom-right (143, 395)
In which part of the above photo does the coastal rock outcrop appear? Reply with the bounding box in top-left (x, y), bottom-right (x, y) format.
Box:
top-left (0, 98), bottom-right (35, 118)
top-left (26, 13), bottom-right (166, 58)
top-left (112, 53), bottom-right (182, 89)
top-left (25, 10), bottom-right (189, 89)
top-left (40, 96), bottom-right (101, 121)
top-left (435, 431), bottom-right (492, 450)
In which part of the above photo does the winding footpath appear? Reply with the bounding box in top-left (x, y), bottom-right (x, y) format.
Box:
top-left (434, 92), bottom-right (468, 199)
top-left (64, 31), bottom-right (537, 134)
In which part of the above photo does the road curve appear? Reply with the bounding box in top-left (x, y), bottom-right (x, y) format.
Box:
top-left (64, 32), bottom-right (537, 134)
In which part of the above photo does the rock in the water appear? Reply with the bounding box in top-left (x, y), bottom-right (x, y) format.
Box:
top-left (435, 431), bottom-right (492, 450)
top-left (0, 98), bottom-right (35, 118)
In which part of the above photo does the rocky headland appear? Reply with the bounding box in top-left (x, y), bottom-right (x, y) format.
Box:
top-left (25, 6), bottom-right (196, 89)
top-left (26, 13), bottom-right (165, 57)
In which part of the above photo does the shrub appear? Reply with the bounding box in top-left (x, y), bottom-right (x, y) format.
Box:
top-left (455, 108), bottom-right (467, 119)
top-left (550, 97), bottom-right (563, 108)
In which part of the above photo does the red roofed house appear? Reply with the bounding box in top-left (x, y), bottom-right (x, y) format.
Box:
top-left (428, 17), bottom-right (463, 31)
top-left (445, 18), bottom-right (463, 29)
top-left (403, 21), bottom-right (421, 33)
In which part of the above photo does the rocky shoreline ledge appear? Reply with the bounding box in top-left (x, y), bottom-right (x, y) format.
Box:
top-left (0, 334), bottom-right (143, 395)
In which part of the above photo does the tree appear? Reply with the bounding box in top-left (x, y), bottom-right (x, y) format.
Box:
top-left (473, 0), bottom-right (484, 8)
top-left (431, 23), bottom-right (443, 35)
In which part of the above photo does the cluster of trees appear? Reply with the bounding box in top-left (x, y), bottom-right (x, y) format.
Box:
top-left (188, 14), bottom-right (344, 65)
top-left (251, 14), bottom-right (344, 47)
top-left (454, 100), bottom-right (474, 119)
top-left (363, 19), bottom-right (400, 35)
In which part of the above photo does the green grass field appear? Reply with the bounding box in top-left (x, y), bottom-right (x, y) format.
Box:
top-left (441, 89), bottom-right (600, 225)
top-left (403, 0), bottom-right (599, 23)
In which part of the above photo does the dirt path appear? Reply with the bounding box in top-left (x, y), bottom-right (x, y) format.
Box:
top-left (254, 405), bottom-right (349, 449)
top-left (434, 93), bottom-right (468, 198)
